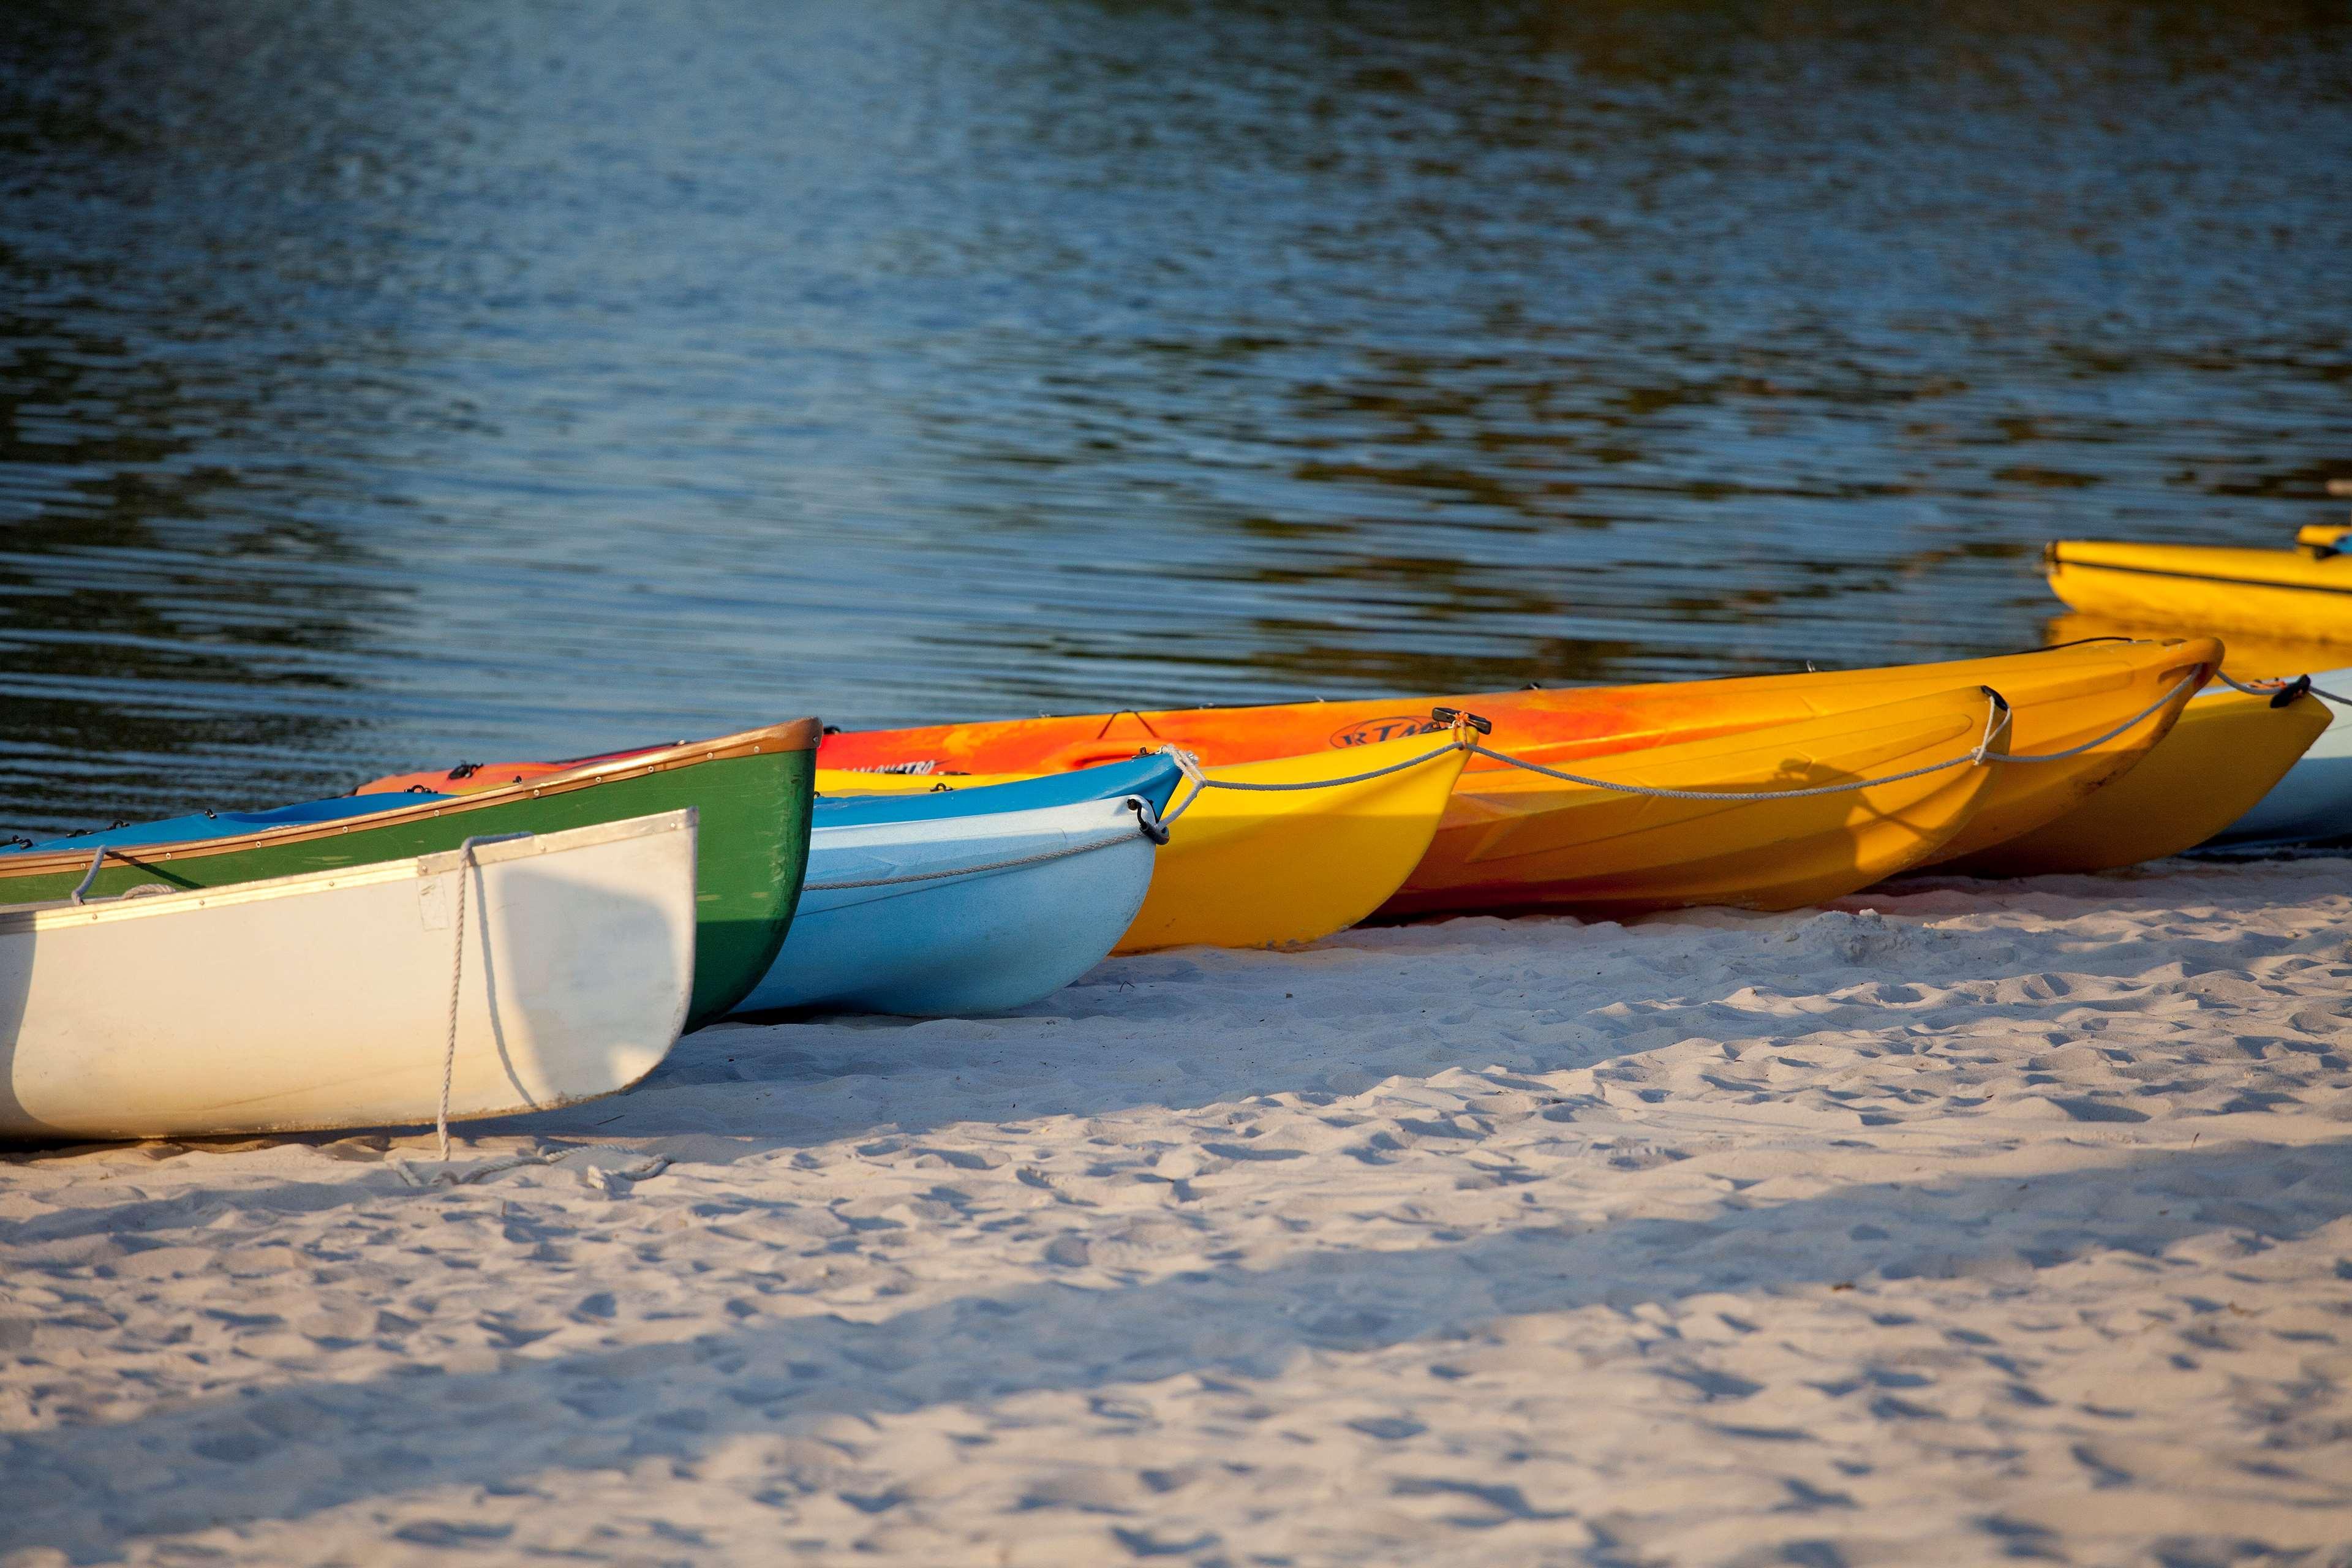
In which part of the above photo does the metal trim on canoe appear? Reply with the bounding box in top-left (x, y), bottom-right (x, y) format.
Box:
top-left (0, 720), bottom-right (816, 883)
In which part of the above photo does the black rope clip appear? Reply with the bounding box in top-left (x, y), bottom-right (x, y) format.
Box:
top-left (1430, 707), bottom-right (1493, 736)
top-left (1125, 796), bottom-right (1171, 845)
top-left (2270, 674), bottom-right (2314, 709)
top-left (446, 761), bottom-right (481, 780)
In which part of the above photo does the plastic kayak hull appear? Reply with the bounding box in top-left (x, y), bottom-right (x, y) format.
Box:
top-left (374, 750), bottom-right (1182, 1017)
top-left (2047, 540), bottom-right (2352, 644)
top-left (2209, 667), bottom-right (2352, 848)
top-left (10, 722), bottom-right (821, 1029)
top-left (816, 729), bottom-right (1469, 949)
top-left (2046, 611), bottom-right (2345, 687)
top-left (819, 638), bottom-right (2219, 893)
top-left (1943, 682), bottom-right (2330, 876)
top-left (755, 756), bottom-right (1177, 1013)
top-left (743, 790), bottom-right (1167, 1016)
top-left (1381, 688), bottom-right (2006, 916)
top-left (0, 813), bottom-right (696, 1141)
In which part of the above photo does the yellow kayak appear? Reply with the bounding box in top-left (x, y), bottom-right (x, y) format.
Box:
top-left (818, 728), bottom-right (1469, 952)
top-left (2047, 538), bottom-right (2352, 644)
top-left (1942, 679), bottom-right (2331, 878)
top-left (2047, 611), bottom-right (2344, 687)
top-left (1378, 686), bottom-right (2008, 918)
top-left (823, 638), bottom-right (2215, 915)
top-left (1572, 636), bottom-right (2218, 867)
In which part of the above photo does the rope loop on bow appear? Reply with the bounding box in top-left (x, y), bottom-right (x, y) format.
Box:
top-left (2213, 669), bottom-right (2350, 707)
top-left (1153, 711), bottom-right (1483, 827)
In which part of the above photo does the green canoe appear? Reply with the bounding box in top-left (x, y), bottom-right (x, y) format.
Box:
top-left (0, 720), bottom-right (820, 1029)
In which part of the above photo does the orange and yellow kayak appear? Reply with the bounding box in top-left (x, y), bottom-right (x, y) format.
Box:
top-left (820, 638), bottom-right (2220, 909)
top-left (828, 690), bottom-right (2004, 920)
top-left (1940, 677), bottom-right (2329, 878)
top-left (1379, 687), bottom-right (2008, 916)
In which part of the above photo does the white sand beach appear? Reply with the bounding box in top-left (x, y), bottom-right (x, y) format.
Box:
top-left (5, 856), bottom-right (2352, 1566)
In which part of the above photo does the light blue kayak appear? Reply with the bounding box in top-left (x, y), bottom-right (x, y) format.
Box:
top-left (735, 755), bottom-right (1180, 1017)
top-left (2209, 668), bottom-right (2352, 848)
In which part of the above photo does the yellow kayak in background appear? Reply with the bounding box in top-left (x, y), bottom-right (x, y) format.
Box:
top-left (818, 728), bottom-right (1468, 952)
top-left (2047, 539), bottom-right (2352, 644)
top-left (1943, 680), bottom-right (2331, 877)
top-left (1377, 686), bottom-right (2008, 918)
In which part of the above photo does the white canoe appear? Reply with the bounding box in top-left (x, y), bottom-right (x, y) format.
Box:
top-left (0, 810), bottom-right (698, 1141)
top-left (2209, 669), bottom-right (2352, 848)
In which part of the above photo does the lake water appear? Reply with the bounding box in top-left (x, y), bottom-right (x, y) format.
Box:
top-left (3, 0), bottom-right (2348, 837)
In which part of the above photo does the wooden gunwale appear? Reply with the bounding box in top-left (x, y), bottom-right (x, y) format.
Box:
top-left (0, 719), bottom-right (816, 882)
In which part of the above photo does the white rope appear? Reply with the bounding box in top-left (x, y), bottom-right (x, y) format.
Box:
top-left (1156, 732), bottom-right (1475, 825)
top-left (68, 848), bottom-right (107, 905)
top-left (2214, 669), bottom-right (2352, 707)
top-left (418, 832), bottom-right (665, 1188)
top-left (64, 851), bottom-right (190, 906)
top-left (431, 831), bottom-right (532, 1161)
top-left (396, 1143), bottom-right (670, 1189)
top-left (802, 801), bottom-right (1165, 892)
top-left (1145, 669), bottom-right (2200, 813)
top-left (435, 840), bottom-right (473, 1163)
top-left (1455, 669), bottom-right (2198, 799)
top-left (1461, 693), bottom-right (2011, 801)
top-left (417, 831), bottom-right (665, 1187)
top-left (1994, 669), bottom-right (2204, 763)
top-left (805, 834), bottom-right (1140, 891)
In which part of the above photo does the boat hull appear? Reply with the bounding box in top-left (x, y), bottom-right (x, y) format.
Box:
top-left (741, 794), bottom-right (1161, 1015)
top-left (816, 731), bottom-right (1469, 950)
top-left (0, 813), bottom-right (696, 1142)
top-left (3, 723), bottom-right (820, 1029)
top-left (1120, 734), bottom-right (1467, 949)
top-left (2210, 667), bottom-right (2352, 848)
top-left (1945, 683), bottom-right (2330, 876)
top-left (2047, 540), bottom-right (2352, 644)
top-left (2046, 611), bottom-right (2345, 687)
top-left (1381, 688), bottom-right (2005, 916)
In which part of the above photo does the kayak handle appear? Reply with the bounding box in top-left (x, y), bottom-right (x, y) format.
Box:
top-left (1125, 796), bottom-right (1171, 846)
top-left (1430, 706), bottom-right (1493, 736)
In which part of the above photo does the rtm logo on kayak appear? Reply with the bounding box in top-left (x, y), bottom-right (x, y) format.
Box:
top-left (1328, 716), bottom-right (1447, 748)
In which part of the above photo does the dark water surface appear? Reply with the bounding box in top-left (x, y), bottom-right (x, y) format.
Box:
top-left (2, 0), bottom-right (2348, 836)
